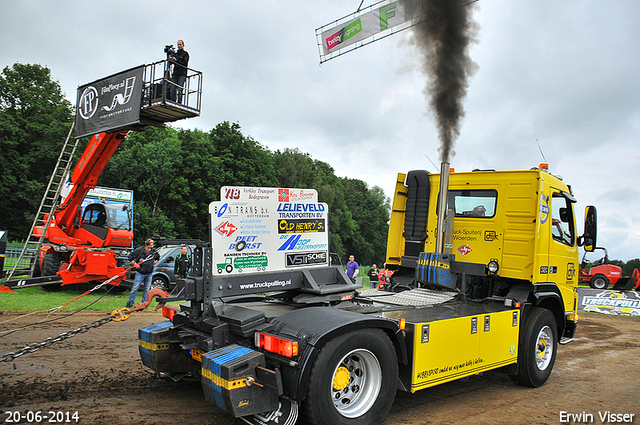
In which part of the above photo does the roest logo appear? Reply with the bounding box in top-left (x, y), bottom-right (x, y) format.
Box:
top-left (78, 86), bottom-right (99, 120)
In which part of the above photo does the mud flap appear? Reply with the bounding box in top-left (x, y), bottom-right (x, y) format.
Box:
top-left (239, 397), bottom-right (298, 425)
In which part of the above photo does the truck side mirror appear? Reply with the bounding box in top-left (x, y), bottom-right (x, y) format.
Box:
top-left (579, 205), bottom-right (597, 252)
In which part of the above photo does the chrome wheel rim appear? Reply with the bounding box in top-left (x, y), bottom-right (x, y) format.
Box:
top-left (535, 325), bottom-right (554, 370)
top-left (331, 348), bottom-right (382, 418)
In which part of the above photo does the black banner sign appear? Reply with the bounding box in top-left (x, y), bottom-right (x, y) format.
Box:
top-left (75, 65), bottom-right (144, 138)
top-left (285, 251), bottom-right (328, 267)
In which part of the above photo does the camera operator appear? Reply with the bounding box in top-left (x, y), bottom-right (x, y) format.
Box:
top-left (168, 40), bottom-right (189, 103)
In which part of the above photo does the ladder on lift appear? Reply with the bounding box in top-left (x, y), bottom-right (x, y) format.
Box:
top-left (4, 123), bottom-right (79, 282)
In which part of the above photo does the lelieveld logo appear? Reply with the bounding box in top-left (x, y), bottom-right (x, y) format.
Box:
top-left (78, 86), bottom-right (99, 119)
top-left (278, 189), bottom-right (289, 202)
top-left (566, 262), bottom-right (575, 280)
top-left (539, 194), bottom-right (549, 224)
top-left (457, 244), bottom-right (472, 256)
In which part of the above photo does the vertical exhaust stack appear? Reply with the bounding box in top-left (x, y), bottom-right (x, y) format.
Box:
top-left (435, 162), bottom-right (450, 254)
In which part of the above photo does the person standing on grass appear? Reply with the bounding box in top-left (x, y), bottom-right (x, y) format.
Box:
top-left (368, 263), bottom-right (379, 289)
top-left (346, 255), bottom-right (359, 284)
top-left (126, 238), bottom-right (160, 308)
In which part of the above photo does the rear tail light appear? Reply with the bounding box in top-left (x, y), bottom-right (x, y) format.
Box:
top-left (254, 332), bottom-right (299, 358)
top-left (162, 305), bottom-right (178, 320)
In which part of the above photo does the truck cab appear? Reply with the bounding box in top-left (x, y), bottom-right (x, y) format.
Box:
top-left (79, 202), bottom-right (132, 246)
top-left (385, 165), bottom-right (592, 341)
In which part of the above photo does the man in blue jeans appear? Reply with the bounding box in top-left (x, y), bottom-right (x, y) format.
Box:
top-left (169, 39), bottom-right (189, 103)
top-left (126, 238), bottom-right (160, 308)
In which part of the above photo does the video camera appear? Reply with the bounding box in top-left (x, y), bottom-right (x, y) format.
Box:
top-left (164, 44), bottom-right (176, 57)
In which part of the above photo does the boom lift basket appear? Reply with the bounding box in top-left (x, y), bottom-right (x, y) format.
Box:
top-left (140, 59), bottom-right (202, 126)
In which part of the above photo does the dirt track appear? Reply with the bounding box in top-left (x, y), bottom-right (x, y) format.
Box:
top-left (1, 310), bottom-right (638, 425)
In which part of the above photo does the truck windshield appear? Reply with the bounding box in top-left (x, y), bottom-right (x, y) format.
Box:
top-left (105, 204), bottom-right (131, 231)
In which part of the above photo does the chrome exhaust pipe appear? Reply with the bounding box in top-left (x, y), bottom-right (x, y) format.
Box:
top-left (435, 162), bottom-right (450, 254)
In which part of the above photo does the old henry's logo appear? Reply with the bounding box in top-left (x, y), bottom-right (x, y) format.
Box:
top-left (78, 86), bottom-right (99, 119)
top-left (278, 189), bottom-right (290, 202)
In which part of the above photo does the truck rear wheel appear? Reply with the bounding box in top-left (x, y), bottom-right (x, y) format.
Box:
top-left (590, 274), bottom-right (609, 290)
top-left (511, 307), bottom-right (558, 388)
top-left (302, 328), bottom-right (397, 425)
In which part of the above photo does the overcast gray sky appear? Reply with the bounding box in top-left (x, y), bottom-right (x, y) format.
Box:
top-left (2, 0), bottom-right (639, 262)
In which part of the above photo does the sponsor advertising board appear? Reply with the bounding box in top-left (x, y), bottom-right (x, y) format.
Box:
top-left (577, 288), bottom-right (640, 316)
top-left (75, 65), bottom-right (144, 138)
top-left (316, 0), bottom-right (427, 63)
top-left (210, 187), bottom-right (328, 275)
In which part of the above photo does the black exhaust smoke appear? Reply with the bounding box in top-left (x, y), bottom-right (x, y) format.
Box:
top-left (405, 0), bottom-right (479, 163)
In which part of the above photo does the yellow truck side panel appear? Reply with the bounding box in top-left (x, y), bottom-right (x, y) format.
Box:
top-left (411, 309), bottom-right (519, 392)
top-left (386, 168), bottom-right (577, 288)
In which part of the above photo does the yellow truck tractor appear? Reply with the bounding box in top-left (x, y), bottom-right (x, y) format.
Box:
top-left (138, 165), bottom-right (597, 425)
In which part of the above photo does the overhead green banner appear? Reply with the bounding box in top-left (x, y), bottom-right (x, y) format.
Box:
top-left (316, 0), bottom-right (426, 63)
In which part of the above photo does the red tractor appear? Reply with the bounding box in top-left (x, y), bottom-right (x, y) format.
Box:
top-left (579, 247), bottom-right (640, 290)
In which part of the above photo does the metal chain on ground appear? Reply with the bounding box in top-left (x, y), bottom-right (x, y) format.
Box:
top-left (0, 309), bottom-right (132, 363)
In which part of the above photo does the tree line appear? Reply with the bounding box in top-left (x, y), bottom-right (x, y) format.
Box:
top-left (5, 63), bottom-right (639, 272)
top-left (0, 63), bottom-right (389, 266)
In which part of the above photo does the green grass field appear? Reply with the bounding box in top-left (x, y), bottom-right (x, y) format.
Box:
top-left (0, 283), bottom-right (158, 313)
top-left (0, 264), bottom-right (383, 315)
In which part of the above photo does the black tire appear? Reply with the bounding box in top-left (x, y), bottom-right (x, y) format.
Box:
top-left (41, 253), bottom-right (64, 276)
top-left (151, 276), bottom-right (169, 291)
top-left (590, 274), bottom-right (609, 290)
top-left (41, 253), bottom-right (65, 292)
top-left (302, 328), bottom-right (397, 425)
top-left (510, 307), bottom-right (558, 388)
top-left (225, 264), bottom-right (233, 273)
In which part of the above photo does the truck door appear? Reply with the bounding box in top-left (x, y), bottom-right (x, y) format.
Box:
top-left (548, 190), bottom-right (578, 313)
top-left (81, 203), bottom-right (109, 240)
